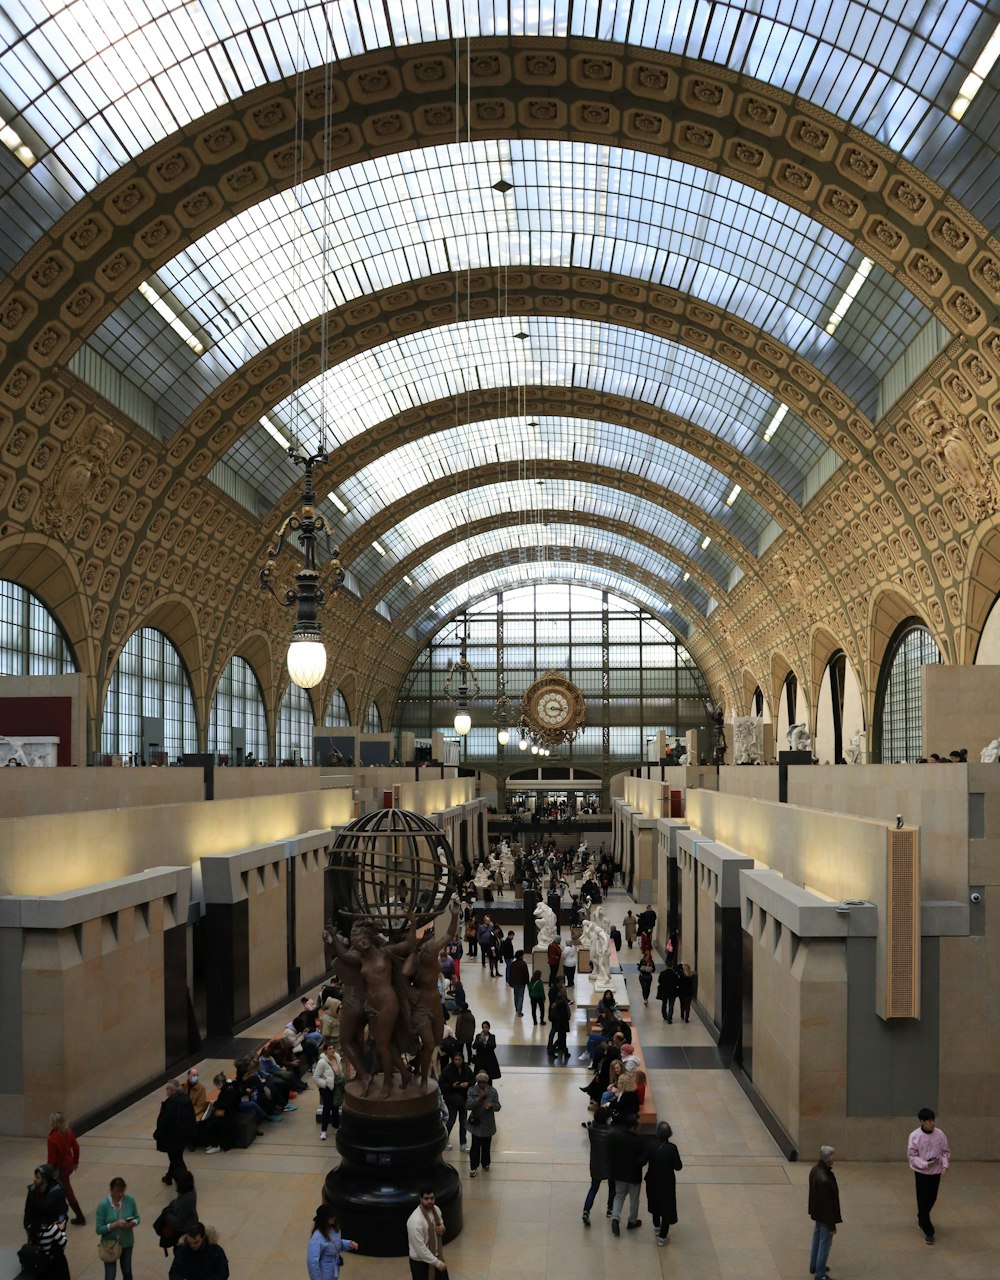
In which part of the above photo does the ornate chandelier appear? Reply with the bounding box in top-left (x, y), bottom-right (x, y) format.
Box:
top-left (259, 447), bottom-right (344, 688)
top-left (443, 629), bottom-right (479, 736)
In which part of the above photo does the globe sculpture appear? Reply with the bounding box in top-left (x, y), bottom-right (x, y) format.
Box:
top-left (322, 808), bottom-right (462, 1256)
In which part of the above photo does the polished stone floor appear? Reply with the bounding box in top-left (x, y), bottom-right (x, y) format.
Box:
top-left (1, 889), bottom-right (997, 1279)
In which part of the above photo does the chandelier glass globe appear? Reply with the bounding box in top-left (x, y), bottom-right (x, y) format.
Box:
top-left (286, 637), bottom-right (327, 689)
top-left (454, 710), bottom-right (472, 736)
top-left (497, 728), bottom-right (510, 746)
top-left (518, 737), bottom-right (528, 751)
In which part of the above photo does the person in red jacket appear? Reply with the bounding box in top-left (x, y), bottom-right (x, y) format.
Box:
top-left (47, 1113), bottom-right (85, 1224)
top-left (546, 937), bottom-right (562, 986)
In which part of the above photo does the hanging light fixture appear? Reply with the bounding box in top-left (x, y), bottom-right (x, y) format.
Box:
top-left (518, 735), bottom-right (529, 751)
top-left (444, 623), bottom-right (480, 736)
top-left (259, 448), bottom-right (344, 688)
top-left (493, 675), bottom-right (515, 747)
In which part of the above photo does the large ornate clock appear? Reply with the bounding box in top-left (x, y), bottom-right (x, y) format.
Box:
top-left (520, 670), bottom-right (586, 747)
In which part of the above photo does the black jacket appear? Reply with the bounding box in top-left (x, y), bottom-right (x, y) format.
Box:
top-left (155, 1091), bottom-right (197, 1151)
top-left (168, 1240), bottom-right (230, 1280)
top-left (607, 1127), bottom-right (649, 1184)
top-left (808, 1161), bottom-right (842, 1228)
top-left (440, 1061), bottom-right (474, 1104)
top-left (587, 1121), bottom-right (615, 1180)
top-left (24, 1181), bottom-right (67, 1233)
top-left (645, 1138), bottom-right (683, 1223)
top-left (549, 994), bottom-right (571, 1031)
top-left (657, 968), bottom-right (679, 999)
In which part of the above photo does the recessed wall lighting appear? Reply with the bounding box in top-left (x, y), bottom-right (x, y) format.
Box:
top-left (137, 280), bottom-right (204, 354)
top-left (950, 18), bottom-right (1000, 119)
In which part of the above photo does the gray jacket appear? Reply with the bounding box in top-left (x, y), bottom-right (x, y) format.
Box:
top-left (466, 1083), bottom-right (501, 1136)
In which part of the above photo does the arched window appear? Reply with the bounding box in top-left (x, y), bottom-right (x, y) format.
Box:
top-left (277, 684), bottom-right (314, 764)
top-left (326, 688), bottom-right (350, 727)
top-left (875, 622), bottom-right (941, 763)
top-left (752, 686), bottom-right (764, 716)
top-left (0, 579), bottom-right (76, 675)
top-left (102, 627), bottom-right (198, 761)
top-left (209, 656), bottom-right (268, 762)
top-left (363, 701), bottom-right (382, 733)
top-left (784, 671), bottom-right (798, 722)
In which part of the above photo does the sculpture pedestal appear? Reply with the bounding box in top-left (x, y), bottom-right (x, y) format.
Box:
top-left (323, 1079), bottom-right (461, 1256)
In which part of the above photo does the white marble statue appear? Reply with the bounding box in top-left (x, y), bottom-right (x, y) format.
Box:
top-left (980, 738), bottom-right (1000, 764)
top-left (733, 715), bottom-right (764, 764)
top-left (533, 901), bottom-right (558, 946)
top-left (0, 735), bottom-right (59, 767)
top-left (580, 917), bottom-right (612, 985)
top-left (473, 863), bottom-right (492, 890)
top-left (786, 723), bottom-right (812, 754)
top-left (844, 730), bottom-right (866, 765)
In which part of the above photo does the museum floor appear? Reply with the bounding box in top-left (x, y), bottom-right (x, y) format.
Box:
top-left (0, 889), bottom-right (997, 1280)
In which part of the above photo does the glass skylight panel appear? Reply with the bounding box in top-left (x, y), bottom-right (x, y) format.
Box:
top-left (103, 139), bottom-right (927, 422)
top-left (1, 1), bottom-right (998, 240)
top-left (223, 315), bottom-right (827, 505)
top-left (419, 562), bottom-right (685, 640)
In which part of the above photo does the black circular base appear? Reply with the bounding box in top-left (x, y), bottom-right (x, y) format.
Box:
top-left (322, 1082), bottom-right (462, 1256)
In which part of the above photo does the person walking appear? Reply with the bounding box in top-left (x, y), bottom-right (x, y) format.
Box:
top-left (306, 1204), bottom-right (357, 1280)
top-left (47, 1113), bottom-right (86, 1225)
top-left (24, 1165), bottom-right (68, 1278)
top-left (645, 1121), bottom-right (683, 1245)
top-left (500, 930), bottom-right (515, 982)
top-left (623, 911), bottom-right (637, 949)
top-left (546, 935), bottom-right (562, 985)
top-left (528, 969), bottom-right (546, 1025)
top-left (807, 1145), bottom-right (841, 1280)
top-left (466, 1072), bottom-right (501, 1176)
top-left (508, 949), bottom-right (530, 1017)
top-left (908, 1108), bottom-right (950, 1245)
top-left (440, 1052), bottom-right (473, 1151)
top-left (656, 965), bottom-right (679, 1022)
top-left (153, 1080), bottom-right (197, 1185)
top-left (581, 1106), bottom-right (616, 1226)
top-left (454, 1004), bottom-right (476, 1064)
top-left (677, 963), bottom-right (694, 1022)
top-left (561, 939), bottom-right (577, 995)
top-left (96, 1176), bottom-right (140, 1280)
top-left (547, 984), bottom-right (572, 1061)
top-left (471, 1021), bottom-right (501, 1081)
top-left (168, 1222), bottom-right (229, 1279)
top-left (637, 952), bottom-right (655, 1007)
top-left (313, 1043), bottom-right (345, 1141)
top-left (607, 1115), bottom-right (649, 1234)
top-left (406, 1189), bottom-right (448, 1278)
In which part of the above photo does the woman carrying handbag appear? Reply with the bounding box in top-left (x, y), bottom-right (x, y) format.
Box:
top-left (95, 1177), bottom-right (140, 1280)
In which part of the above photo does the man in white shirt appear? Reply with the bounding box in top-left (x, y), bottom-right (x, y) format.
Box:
top-left (406, 1188), bottom-right (448, 1279)
top-left (562, 940), bottom-right (577, 998)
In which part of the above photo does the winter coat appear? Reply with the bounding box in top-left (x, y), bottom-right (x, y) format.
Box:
top-left (808, 1161), bottom-right (842, 1229)
top-left (24, 1181), bottom-right (68, 1234)
top-left (645, 1138), bottom-right (683, 1223)
top-left (587, 1121), bottom-right (615, 1180)
top-left (607, 1127), bottom-right (649, 1184)
top-left (657, 968), bottom-right (679, 1000)
top-left (466, 1083), bottom-right (501, 1136)
top-left (472, 1032), bottom-right (502, 1080)
top-left (154, 1091), bottom-right (197, 1151)
top-left (168, 1239), bottom-right (230, 1280)
top-left (624, 916), bottom-right (638, 942)
top-left (455, 1008), bottom-right (476, 1045)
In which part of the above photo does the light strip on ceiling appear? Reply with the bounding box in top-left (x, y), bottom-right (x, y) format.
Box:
top-left (725, 483), bottom-right (742, 506)
top-left (260, 415), bottom-right (289, 446)
top-left (762, 403), bottom-right (788, 443)
top-left (372, 540), bottom-right (387, 556)
top-left (824, 257), bottom-right (874, 336)
top-left (327, 491), bottom-right (350, 514)
top-left (0, 117), bottom-right (35, 166)
top-left (402, 574), bottom-right (413, 585)
top-left (701, 535), bottom-right (711, 550)
top-left (137, 280), bottom-right (205, 354)
top-left (683, 571), bottom-right (690, 581)
top-left (950, 18), bottom-right (1000, 119)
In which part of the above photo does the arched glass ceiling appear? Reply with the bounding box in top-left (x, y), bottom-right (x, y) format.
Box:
top-left (222, 317), bottom-right (830, 512)
top-left (413, 561), bottom-right (687, 640)
top-left (378, 523), bottom-right (713, 621)
top-left (1, 0), bottom-right (998, 257)
top-left (352, 477), bottom-right (738, 590)
top-left (89, 139), bottom-right (930, 422)
top-left (337, 415), bottom-right (768, 578)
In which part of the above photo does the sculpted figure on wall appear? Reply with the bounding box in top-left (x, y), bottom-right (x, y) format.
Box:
top-left (733, 715), bottom-right (763, 764)
top-left (980, 739), bottom-right (1000, 764)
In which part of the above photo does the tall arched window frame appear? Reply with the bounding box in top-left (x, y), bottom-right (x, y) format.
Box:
top-left (784, 671), bottom-right (798, 722)
top-left (0, 579), bottom-right (76, 675)
top-left (874, 621), bottom-right (941, 763)
top-left (101, 627), bottom-right (198, 761)
top-left (209, 656), bottom-right (268, 761)
top-left (363, 702), bottom-right (382, 733)
top-left (326, 689), bottom-right (350, 726)
top-left (277, 684), bottom-right (314, 764)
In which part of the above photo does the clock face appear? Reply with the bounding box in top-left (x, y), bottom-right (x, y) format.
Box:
top-left (536, 689), bottom-right (571, 727)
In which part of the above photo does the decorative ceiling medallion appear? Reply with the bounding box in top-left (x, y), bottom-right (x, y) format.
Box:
top-left (520, 669), bottom-right (586, 747)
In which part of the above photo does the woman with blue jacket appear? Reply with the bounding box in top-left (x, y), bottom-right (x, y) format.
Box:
top-left (306, 1204), bottom-right (357, 1280)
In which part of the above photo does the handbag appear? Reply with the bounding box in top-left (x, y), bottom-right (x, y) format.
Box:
top-left (98, 1238), bottom-right (123, 1263)
top-left (18, 1243), bottom-right (46, 1276)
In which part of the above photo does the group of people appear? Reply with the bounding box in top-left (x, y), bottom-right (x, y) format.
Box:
top-left (582, 1113), bottom-right (683, 1244)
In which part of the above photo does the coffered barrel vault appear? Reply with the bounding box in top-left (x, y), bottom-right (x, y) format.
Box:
top-left (0, 25), bottom-right (998, 757)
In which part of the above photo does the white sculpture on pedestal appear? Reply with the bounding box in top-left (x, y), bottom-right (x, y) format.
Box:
top-left (473, 863), bottom-right (491, 891)
top-left (786, 723), bottom-right (812, 754)
top-left (533, 901), bottom-right (558, 946)
top-left (845, 730), bottom-right (866, 765)
top-left (733, 715), bottom-right (764, 764)
top-left (580, 917), bottom-right (612, 985)
top-left (980, 739), bottom-right (1000, 764)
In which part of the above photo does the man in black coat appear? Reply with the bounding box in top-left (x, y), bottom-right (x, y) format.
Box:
top-left (546, 984), bottom-right (572, 1060)
top-left (168, 1223), bottom-right (229, 1280)
top-left (607, 1116), bottom-right (649, 1234)
top-left (581, 1107), bottom-right (616, 1225)
top-left (23, 1165), bottom-right (68, 1237)
top-left (440, 1052), bottom-right (474, 1151)
top-left (154, 1081), bottom-right (198, 1186)
top-left (657, 966), bottom-right (679, 1023)
top-left (807, 1145), bottom-right (841, 1280)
